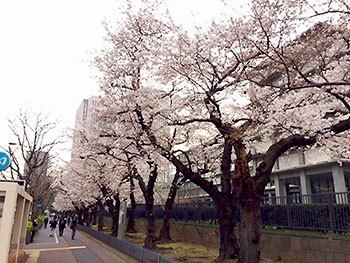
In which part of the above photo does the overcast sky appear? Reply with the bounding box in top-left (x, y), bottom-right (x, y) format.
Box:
top-left (0, 0), bottom-right (246, 162)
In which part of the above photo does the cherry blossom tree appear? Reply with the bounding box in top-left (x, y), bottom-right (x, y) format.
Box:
top-left (94, 0), bottom-right (350, 262)
top-left (163, 2), bottom-right (350, 262)
top-left (56, 121), bottom-right (130, 235)
top-left (95, 101), bottom-right (174, 248)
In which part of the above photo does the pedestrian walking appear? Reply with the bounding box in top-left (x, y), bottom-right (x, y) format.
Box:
top-left (70, 217), bottom-right (77, 240)
top-left (44, 216), bottom-right (49, 228)
top-left (30, 219), bottom-right (39, 243)
top-left (49, 216), bottom-right (58, 237)
top-left (58, 216), bottom-right (66, 236)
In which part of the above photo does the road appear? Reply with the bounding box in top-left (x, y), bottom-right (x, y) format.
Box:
top-left (24, 225), bottom-right (137, 263)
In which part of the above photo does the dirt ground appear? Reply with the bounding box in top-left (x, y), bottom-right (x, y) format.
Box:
top-left (91, 225), bottom-right (273, 263)
top-left (125, 232), bottom-right (218, 263)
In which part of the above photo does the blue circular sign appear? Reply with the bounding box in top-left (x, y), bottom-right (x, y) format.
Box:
top-left (0, 152), bottom-right (11, 171)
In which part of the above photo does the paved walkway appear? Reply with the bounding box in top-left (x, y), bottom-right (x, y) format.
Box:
top-left (24, 226), bottom-right (137, 263)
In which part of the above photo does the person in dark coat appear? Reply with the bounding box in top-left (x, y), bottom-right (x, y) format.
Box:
top-left (30, 219), bottom-right (39, 242)
top-left (70, 217), bottom-right (77, 240)
top-left (49, 217), bottom-right (58, 237)
top-left (44, 216), bottom-right (49, 228)
top-left (58, 217), bottom-right (66, 236)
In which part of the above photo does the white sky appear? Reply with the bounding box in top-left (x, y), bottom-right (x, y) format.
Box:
top-left (0, 0), bottom-right (246, 162)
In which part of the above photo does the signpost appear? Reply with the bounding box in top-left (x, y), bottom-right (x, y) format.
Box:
top-left (0, 152), bottom-right (11, 171)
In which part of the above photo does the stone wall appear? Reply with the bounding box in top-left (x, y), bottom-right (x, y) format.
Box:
top-left (135, 221), bottom-right (350, 263)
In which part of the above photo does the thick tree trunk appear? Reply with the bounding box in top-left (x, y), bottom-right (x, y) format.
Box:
top-left (127, 183), bottom-right (137, 233)
top-left (144, 199), bottom-right (156, 249)
top-left (97, 201), bottom-right (104, 231)
top-left (31, 203), bottom-right (40, 220)
top-left (92, 207), bottom-right (97, 225)
top-left (217, 205), bottom-right (240, 262)
top-left (143, 165), bottom-right (158, 250)
top-left (74, 206), bottom-right (84, 225)
top-left (158, 171), bottom-right (181, 242)
top-left (97, 214), bottom-right (104, 231)
top-left (158, 207), bottom-right (171, 241)
top-left (111, 194), bottom-right (120, 236)
top-left (84, 207), bottom-right (91, 227)
top-left (239, 198), bottom-right (261, 263)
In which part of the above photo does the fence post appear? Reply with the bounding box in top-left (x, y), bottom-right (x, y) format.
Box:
top-left (328, 193), bottom-right (336, 233)
top-left (286, 196), bottom-right (292, 229)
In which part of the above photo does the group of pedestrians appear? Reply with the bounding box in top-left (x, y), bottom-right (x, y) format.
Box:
top-left (45, 214), bottom-right (78, 240)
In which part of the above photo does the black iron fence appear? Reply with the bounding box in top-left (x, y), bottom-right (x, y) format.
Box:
top-left (134, 192), bottom-right (350, 233)
top-left (261, 192), bottom-right (350, 233)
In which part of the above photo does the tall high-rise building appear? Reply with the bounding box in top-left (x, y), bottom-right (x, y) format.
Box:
top-left (74, 96), bottom-right (101, 127)
top-left (71, 96), bottom-right (101, 161)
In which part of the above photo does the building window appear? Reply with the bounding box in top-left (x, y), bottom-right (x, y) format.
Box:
top-left (283, 177), bottom-right (301, 196)
top-left (345, 171), bottom-right (350, 192)
top-left (310, 173), bottom-right (334, 194)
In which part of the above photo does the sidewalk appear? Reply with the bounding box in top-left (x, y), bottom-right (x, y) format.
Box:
top-left (25, 226), bottom-right (137, 263)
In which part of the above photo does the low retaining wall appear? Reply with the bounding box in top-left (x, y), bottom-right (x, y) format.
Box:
top-left (135, 221), bottom-right (350, 263)
top-left (77, 225), bottom-right (177, 263)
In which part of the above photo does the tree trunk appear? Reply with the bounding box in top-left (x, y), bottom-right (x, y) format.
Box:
top-left (83, 207), bottom-right (91, 227)
top-left (217, 205), bottom-right (240, 262)
top-left (239, 197), bottom-right (261, 263)
top-left (111, 194), bottom-right (120, 236)
top-left (158, 205), bottom-right (172, 241)
top-left (127, 181), bottom-right (137, 233)
top-left (144, 197), bottom-right (156, 249)
top-left (31, 203), bottom-right (40, 220)
top-left (97, 201), bottom-right (104, 231)
top-left (158, 171), bottom-right (182, 242)
top-left (75, 206), bottom-right (84, 225)
top-left (143, 165), bottom-right (158, 250)
top-left (88, 208), bottom-right (94, 226)
top-left (97, 214), bottom-right (104, 231)
top-left (92, 207), bottom-right (97, 225)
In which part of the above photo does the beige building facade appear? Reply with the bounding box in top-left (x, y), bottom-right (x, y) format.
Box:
top-left (0, 182), bottom-right (32, 263)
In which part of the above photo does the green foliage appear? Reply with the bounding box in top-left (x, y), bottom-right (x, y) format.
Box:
top-left (37, 215), bottom-right (45, 223)
top-left (27, 221), bottom-right (33, 231)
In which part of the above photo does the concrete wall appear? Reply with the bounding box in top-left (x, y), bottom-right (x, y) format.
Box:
top-left (135, 221), bottom-right (350, 263)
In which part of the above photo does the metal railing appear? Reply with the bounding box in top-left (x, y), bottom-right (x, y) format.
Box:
top-left (77, 225), bottom-right (177, 263)
top-left (261, 192), bottom-right (350, 233)
top-left (134, 192), bottom-right (350, 233)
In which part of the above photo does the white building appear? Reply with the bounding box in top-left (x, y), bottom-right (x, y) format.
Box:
top-left (177, 144), bottom-right (350, 204)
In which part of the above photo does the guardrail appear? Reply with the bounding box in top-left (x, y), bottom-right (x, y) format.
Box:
top-left (77, 224), bottom-right (177, 263)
